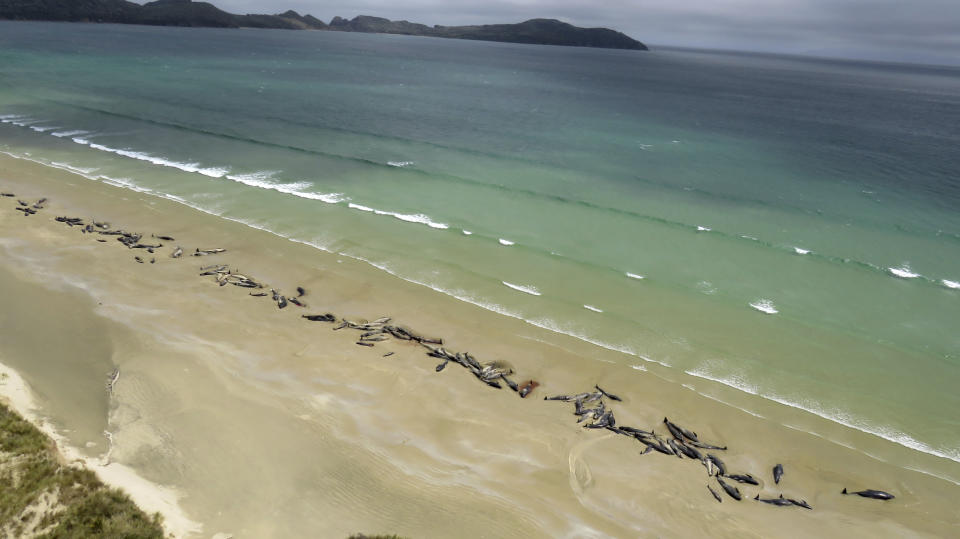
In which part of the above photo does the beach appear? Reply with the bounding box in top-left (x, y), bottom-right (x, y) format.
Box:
top-left (2, 21), bottom-right (960, 537)
top-left (2, 151), bottom-right (958, 537)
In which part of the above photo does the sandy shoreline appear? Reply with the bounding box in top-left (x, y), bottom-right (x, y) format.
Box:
top-left (0, 359), bottom-right (200, 537)
top-left (1, 153), bottom-right (959, 537)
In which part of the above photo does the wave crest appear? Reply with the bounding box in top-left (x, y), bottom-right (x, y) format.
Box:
top-left (749, 299), bottom-right (778, 314)
top-left (502, 281), bottom-right (541, 296)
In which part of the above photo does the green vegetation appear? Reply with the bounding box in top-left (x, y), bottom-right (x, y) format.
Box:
top-left (0, 402), bottom-right (164, 538)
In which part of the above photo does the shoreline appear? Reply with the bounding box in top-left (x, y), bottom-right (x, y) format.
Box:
top-left (10, 149), bottom-right (957, 472)
top-left (0, 361), bottom-right (201, 538)
top-left (6, 149), bottom-right (958, 477)
top-left (1, 153), bottom-right (958, 537)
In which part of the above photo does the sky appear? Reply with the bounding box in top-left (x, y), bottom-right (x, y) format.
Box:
top-left (197, 0), bottom-right (960, 65)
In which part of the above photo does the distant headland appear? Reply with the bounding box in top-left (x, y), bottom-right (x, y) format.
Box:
top-left (0, 0), bottom-right (648, 50)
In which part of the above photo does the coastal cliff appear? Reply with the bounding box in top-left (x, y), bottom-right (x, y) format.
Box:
top-left (0, 0), bottom-right (646, 50)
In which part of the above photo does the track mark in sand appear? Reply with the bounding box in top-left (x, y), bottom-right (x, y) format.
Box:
top-left (568, 435), bottom-right (609, 497)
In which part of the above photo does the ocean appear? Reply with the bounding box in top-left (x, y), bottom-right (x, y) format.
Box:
top-left (2, 21), bottom-right (959, 482)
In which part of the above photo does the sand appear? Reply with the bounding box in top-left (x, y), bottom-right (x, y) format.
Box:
top-left (1, 153), bottom-right (958, 538)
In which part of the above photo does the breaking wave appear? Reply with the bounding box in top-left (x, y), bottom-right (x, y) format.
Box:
top-left (347, 202), bottom-right (449, 229)
top-left (502, 281), bottom-right (541, 296)
top-left (51, 129), bottom-right (90, 138)
top-left (685, 369), bottom-right (960, 464)
top-left (749, 299), bottom-right (778, 314)
top-left (224, 172), bottom-right (345, 203)
top-left (80, 140), bottom-right (231, 178)
top-left (888, 265), bottom-right (921, 279)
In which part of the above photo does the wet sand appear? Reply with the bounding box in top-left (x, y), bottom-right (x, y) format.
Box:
top-left (1, 153), bottom-right (958, 538)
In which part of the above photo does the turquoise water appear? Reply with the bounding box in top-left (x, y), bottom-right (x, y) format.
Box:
top-left (2, 22), bottom-right (959, 471)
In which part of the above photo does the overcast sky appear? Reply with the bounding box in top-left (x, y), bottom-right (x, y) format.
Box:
top-left (199, 0), bottom-right (959, 65)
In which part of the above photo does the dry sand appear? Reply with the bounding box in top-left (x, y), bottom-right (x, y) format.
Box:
top-left (1, 153), bottom-right (958, 538)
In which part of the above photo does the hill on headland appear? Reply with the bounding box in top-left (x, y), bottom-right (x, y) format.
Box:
top-left (0, 0), bottom-right (647, 50)
top-left (329, 16), bottom-right (646, 50)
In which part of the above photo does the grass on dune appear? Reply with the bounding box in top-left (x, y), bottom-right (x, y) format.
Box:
top-left (0, 402), bottom-right (164, 538)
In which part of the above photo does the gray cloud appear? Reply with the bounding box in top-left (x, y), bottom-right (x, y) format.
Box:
top-left (190, 0), bottom-right (960, 65)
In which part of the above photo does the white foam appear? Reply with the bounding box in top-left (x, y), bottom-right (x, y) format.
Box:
top-left (29, 125), bottom-right (59, 132)
top-left (903, 466), bottom-right (960, 487)
top-left (98, 173), bottom-right (219, 216)
top-left (793, 247), bottom-right (810, 255)
top-left (502, 281), bottom-right (541, 296)
top-left (6, 118), bottom-right (40, 127)
top-left (4, 149), bottom-right (677, 389)
top-left (682, 374), bottom-right (768, 418)
top-left (530, 317), bottom-right (649, 362)
top-left (773, 401), bottom-right (960, 463)
top-left (583, 304), bottom-right (603, 313)
top-left (52, 129), bottom-right (89, 138)
top-left (372, 208), bottom-right (449, 229)
top-left (462, 230), bottom-right (473, 235)
top-left (498, 238), bottom-right (515, 246)
top-left (686, 368), bottom-right (960, 464)
top-left (50, 161), bottom-right (99, 175)
top-left (888, 265), bottom-right (920, 279)
top-left (82, 141), bottom-right (230, 178)
top-left (0, 114), bottom-right (23, 121)
top-left (387, 161), bottom-right (414, 167)
top-left (224, 170), bottom-right (279, 189)
top-left (630, 364), bottom-right (647, 372)
top-left (1, 150), bottom-right (222, 219)
top-left (197, 167), bottom-right (230, 178)
top-left (224, 172), bottom-right (345, 204)
top-left (749, 299), bottom-right (778, 314)
top-left (163, 193), bottom-right (188, 203)
top-left (290, 190), bottom-right (344, 203)
top-left (638, 354), bottom-right (670, 367)
top-left (99, 176), bottom-right (151, 193)
top-left (72, 137), bottom-right (91, 145)
top-left (942, 279), bottom-right (960, 289)
top-left (341, 261), bottom-right (648, 366)
top-left (686, 369), bottom-right (760, 395)
top-left (224, 170), bottom-right (274, 184)
top-left (356, 259), bottom-right (522, 318)
top-left (696, 280), bottom-right (717, 295)
top-left (696, 225), bottom-right (711, 232)
top-left (625, 272), bottom-right (645, 280)
top-left (1, 151), bottom-right (105, 184)
top-left (347, 201), bottom-right (450, 229)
